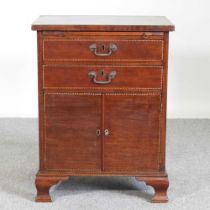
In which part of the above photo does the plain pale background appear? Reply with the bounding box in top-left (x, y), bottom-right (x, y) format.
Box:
top-left (0, 0), bottom-right (209, 118)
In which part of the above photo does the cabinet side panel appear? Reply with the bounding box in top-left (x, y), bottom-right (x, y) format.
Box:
top-left (37, 32), bottom-right (45, 170)
top-left (160, 32), bottom-right (169, 170)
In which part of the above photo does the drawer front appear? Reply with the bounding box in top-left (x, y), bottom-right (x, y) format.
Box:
top-left (43, 65), bottom-right (163, 90)
top-left (43, 39), bottom-right (163, 62)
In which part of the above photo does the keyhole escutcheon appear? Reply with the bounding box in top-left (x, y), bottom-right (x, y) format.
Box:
top-left (104, 129), bottom-right (110, 136)
top-left (102, 44), bottom-right (105, 51)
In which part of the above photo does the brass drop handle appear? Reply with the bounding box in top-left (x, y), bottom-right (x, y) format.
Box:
top-left (89, 43), bottom-right (118, 56)
top-left (104, 129), bottom-right (110, 136)
top-left (88, 71), bottom-right (117, 85)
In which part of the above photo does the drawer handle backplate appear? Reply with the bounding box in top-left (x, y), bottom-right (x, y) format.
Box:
top-left (88, 71), bottom-right (117, 85)
top-left (89, 43), bottom-right (118, 56)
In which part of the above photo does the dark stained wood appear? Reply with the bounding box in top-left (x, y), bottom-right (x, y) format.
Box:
top-left (33, 16), bottom-right (174, 203)
top-left (32, 15), bottom-right (175, 31)
top-left (103, 94), bottom-right (161, 172)
top-left (43, 65), bottom-right (163, 90)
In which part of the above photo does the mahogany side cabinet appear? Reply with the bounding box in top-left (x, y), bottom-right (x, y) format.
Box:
top-left (32, 15), bottom-right (174, 203)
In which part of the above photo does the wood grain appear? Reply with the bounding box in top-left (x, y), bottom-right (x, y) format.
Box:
top-left (43, 65), bottom-right (163, 90)
top-left (103, 94), bottom-right (161, 171)
top-left (44, 93), bottom-right (102, 171)
top-left (43, 39), bottom-right (163, 62)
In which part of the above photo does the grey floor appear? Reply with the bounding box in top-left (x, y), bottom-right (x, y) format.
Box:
top-left (0, 119), bottom-right (210, 210)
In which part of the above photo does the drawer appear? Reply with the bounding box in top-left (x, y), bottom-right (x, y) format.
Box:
top-left (43, 65), bottom-right (163, 90)
top-left (43, 38), bottom-right (164, 62)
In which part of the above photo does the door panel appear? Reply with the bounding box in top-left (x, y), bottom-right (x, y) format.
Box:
top-left (44, 93), bottom-right (101, 171)
top-left (103, 94), bottom-right (161, 172)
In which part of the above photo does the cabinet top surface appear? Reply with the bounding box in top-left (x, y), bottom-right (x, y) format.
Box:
top-left (32, 15), bottom-right (175, 31)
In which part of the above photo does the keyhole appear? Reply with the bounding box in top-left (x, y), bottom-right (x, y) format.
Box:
top-left (102, 45), bottom-right (105, 51)
top-left (100, 70), bottom-right (105, 76)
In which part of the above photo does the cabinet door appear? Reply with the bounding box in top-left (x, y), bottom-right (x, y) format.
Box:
top-left (44, 93), bottom-right (101, 171)
top-left (103, 94), bottom-right (161, 172)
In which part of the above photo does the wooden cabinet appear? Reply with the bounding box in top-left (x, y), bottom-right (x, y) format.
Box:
top-left (32, 15), bottom-right (174, 203)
